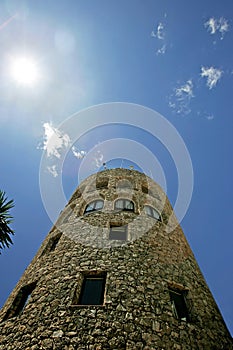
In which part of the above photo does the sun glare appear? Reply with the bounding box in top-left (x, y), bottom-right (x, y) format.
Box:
top-left (10, 56), bottom-right (39, 86)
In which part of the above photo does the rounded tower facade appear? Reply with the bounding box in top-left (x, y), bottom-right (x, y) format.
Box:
top-left (0, 168), bottom-right (232, 349)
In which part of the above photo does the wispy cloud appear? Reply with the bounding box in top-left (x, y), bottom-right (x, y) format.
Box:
top-left (204, 17), bottom-right (218, 34)
top-left (175, 80), bottom-right (194, 98)
top-left (206, 114), bottom-right (214, 121)
top-left (204, 17), bottom-right (229, 39)
top-left (72, 146), bottom-right (87, 159)
top-left (169, 80), bottom-right (194, 115)
top-left (47, 165), bottom-right (58, 178)
top-left (197, 110), bottom-right (215, 121)
top-left (40, 122), bottom-right (71, 158)
top-left (156, 44), bottom-right (166, 55)
top-left (218, 17), bottom-right (230, 37)
top-left (200, 66), bottom-right (223, 89)
top-left (151, 16), bottom-right (169, 56)
top-left (94, 150), bottom-right (104, 168)
top-left (151, 22), bottom-right (165, 40)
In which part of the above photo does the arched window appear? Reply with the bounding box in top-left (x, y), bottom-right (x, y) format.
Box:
top-left (144, 205), bottom-right (161, 221)
top-left (115, 199), bottom-right (134, 211)
top-left (84, 200), bottom-right (104, 214)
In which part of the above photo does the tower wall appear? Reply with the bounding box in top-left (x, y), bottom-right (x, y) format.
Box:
top-left (0, 169), bottom-right (232, 350)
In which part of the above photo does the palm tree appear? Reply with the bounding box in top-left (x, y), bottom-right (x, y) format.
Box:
top-left (0, 190), bottom-right (14, 253)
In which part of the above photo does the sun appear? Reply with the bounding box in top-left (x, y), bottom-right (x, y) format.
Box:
top-left (9, 56), bottom-right (39, 86)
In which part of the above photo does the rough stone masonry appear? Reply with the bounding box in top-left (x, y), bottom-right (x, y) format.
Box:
top-left (0, 169), bottom-right (232, 349)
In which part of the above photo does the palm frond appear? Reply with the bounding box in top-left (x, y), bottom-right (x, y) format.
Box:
top-left (0, 190), bottom-right (14, 253)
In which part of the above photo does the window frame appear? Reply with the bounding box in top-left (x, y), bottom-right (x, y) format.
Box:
top-left (84, 200), bottom-right (104, 214)
top-left (78, 273), bottom-right (106, 306)
top-left (109, 224), bottom-right (128, 241)
top-left (3, 282), bottom-right (37, 320)
top-left (144, 205), bottom-right (161, 221)
top-left (169, 288), bottom-right (190, 322)
top-left (114, 198), bottom-right (134, 212)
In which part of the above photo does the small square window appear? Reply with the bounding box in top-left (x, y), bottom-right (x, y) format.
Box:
top-left (109, 225), bottom-right (127, 240)
top-left (169, 288), bottom-right (189, 321)
top-left (141, 185), bottom-right (148, 194)
top-left (78, 274), bottom-right (106, 305)
top-left (96, 177), bottom-right (109, 189)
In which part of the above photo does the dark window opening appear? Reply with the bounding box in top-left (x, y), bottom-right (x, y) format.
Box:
top-left (41, 233), bottom-right (62, 256)
top-left (78, 274), bottom-right (106, 305)
top-left (144, 205), bottom-right (161, 221)
top-left (141, 185), bottom-right (148, 194)
top-left (109, 225), bottom-right (127, 241)
top-left (49, 234), bottom-right (61, 252)
top-left (3, 282), bottom-right (37, 320)
top-left (84, 200), bottom-right (104, 214)
top-left (115, 199), bottom-right (134, 212)
top-left (169, 288), bottom-right (189, 321)
top-left (96, 177), bottom-right (109, 189)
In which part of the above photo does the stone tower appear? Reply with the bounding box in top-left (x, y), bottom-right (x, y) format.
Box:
top-left (0, 168), bottom-right (232, 350)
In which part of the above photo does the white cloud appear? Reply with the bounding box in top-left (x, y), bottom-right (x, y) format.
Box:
top-left (169, 80), bottom-right (194, 115)
top-left (175, 79), bottom-right (194, 99)
top-left (200, 66), bottom-right (223, 89)
top-left (41, 122), bottom-right (71, 158)
top-left (197, 110), bottom-right (215, 120)
top-left (151, 22), bottom-right (165, 40)
top-left (219, 17), bottom-right (230, 38)
top-left (156, 44), bottom-right (166, 55)
top-left (151, 19), bottom-right (169, 56)
top-left (204, 17), bottom-right (229, 39)
top-left (94, 150), bottom-right (104, 168)
top-left (206, 114), bottom-right (214, 121)
top-left (72, 146), bottom-right (87, 159)
top-left (204, 17), bottom-right (218, 34)
top-left (47, 165), bottom-right (58, 178)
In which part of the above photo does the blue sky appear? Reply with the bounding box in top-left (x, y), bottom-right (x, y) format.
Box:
top-left (0, 0), bottom-right (233, 336)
